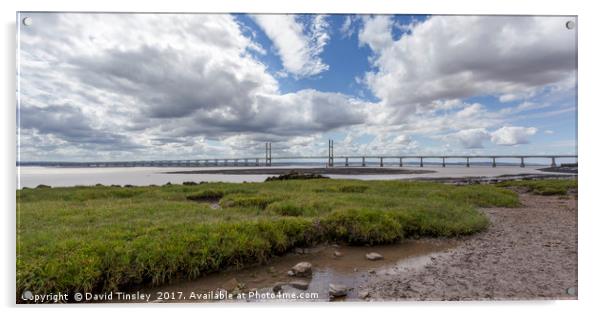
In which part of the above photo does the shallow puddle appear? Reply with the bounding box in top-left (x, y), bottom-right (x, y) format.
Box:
top-left (125, 239), bottom-right (456, 303)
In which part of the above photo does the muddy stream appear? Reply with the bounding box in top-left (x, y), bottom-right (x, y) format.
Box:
top-left (120, 239), bottom-right (456, 303)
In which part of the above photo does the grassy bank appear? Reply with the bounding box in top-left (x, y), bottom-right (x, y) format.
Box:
top-left (496, 178), bottom-right (577, 195)
top-left (17, 179), bottom-right (519, 297)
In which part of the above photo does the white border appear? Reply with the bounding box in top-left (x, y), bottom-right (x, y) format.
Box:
top-left (3, 1), bottom-right (601, 316)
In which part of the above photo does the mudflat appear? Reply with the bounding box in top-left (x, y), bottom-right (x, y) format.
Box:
top-left (164, 167), bottom-right (435, 175)
top-left (364, 192), bottom-right (578, 300)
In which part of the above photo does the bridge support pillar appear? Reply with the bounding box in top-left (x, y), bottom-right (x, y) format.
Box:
top-left (380, 157), bottom-right (383, 167)
top-left (466, 157), bottom-right (470, 167)
top-left (492, 157), bottom-right (496, 168)
top-left (265, 142), bottom-right (272, 167)
top-left (345, 157), bottom-right (349, 167)
top-left (442, 157), bottom-right (446, 168)
top-left (399, 157), bottom-right (403, 167)
top-left (362, 157), bottom-right (365, 167)
top-left (420, 157), bottom-right (423, 167)
top-left (551, 157), bottom-right (557, 168)
top-left (520, 157), bottom-right (525, 168)
top-left (327, 140), bottom-right (334, 167)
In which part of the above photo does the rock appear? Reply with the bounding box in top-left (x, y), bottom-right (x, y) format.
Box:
top-left (287, 270), bottom-right (295, 277)
top-left (222, 278), bottom-right (240, 291)
top-left (289, 280), bottom-right (310, 290)
top-left (333, 250), bottom-right (343, 257)
top-left (265, 171), bottom-right (329, 182)
top-left (365, 252), bottom-right (384, 261)
top-left (329, 283), bottom-right (348, 297)
top-left (273, 282), bottom-right (285, 293)
top-left (294, 247), bottom-right (305, 254)
top-left (358, 290), bottom-right (370, 299)
top-left (290, 262), bottom-right (312, 277)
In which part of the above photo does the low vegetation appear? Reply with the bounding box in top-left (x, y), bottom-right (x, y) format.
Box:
top-left (17, 179), bottom-right (520, 298)
top-left (496, 178), bottom-right (577, 195)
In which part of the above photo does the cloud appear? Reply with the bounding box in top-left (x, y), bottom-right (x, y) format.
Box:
top-left (17, 13), bottom-right (365, 160)
top-left (446, 128), bottom-right (490, 149)
top-left (359, 15), bottom-right (577, 122)
top-left (19, 104), bottom-right (141, 150)
top-left (17, 14), bottom-right (575, 161)
top-left (340, 15), bottom-right (360, 38)
top-left (490, 126), bottom-right (538, 146)
top-left (252, 14), bottom-right (330, 77)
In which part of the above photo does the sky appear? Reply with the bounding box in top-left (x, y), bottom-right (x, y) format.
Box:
top-left (17, 13), bottom-right (577, 161)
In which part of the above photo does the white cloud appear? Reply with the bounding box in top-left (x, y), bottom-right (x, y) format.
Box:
top-left (17, 13), bottom-right (366, 161)
top-left (252, 14), bottom-right (330, 77)
top-left (446, 128), bottom-right (490, 149)
top-left (17, 14), bottom-right (576, 160)
top-left (359, 15), bottom-right (577, 122)
top-left (490, 126), bottom-right (538, 146)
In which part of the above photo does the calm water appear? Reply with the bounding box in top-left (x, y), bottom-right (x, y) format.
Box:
top-left (17, 165), bottom-right (562, 189)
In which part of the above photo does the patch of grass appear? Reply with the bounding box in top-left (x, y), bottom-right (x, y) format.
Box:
top-left (339, 185), bottom-right (369, 193)
top-left (496, 179), bottom-right (577, 195)
top-left (186, 189), bottom-right (225, 201)
top-left (219, 194), bottom-right (278, 209)
top-left (266, 201), bottom-right (316, 217)
top-left (17, 179), bottom-right (519, 298)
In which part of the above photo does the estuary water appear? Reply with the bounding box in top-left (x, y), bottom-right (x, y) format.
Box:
top-left (17, 165), bottom-right (565, 189)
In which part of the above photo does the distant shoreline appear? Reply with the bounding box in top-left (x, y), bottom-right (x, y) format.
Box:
top-left (164, 167), bottom-right (436, 175)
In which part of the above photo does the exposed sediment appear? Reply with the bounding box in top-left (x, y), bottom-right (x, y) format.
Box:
top-left (363, 192), bottom-right (578, 300)
top-left (165, 168), bottom-right (436, 175)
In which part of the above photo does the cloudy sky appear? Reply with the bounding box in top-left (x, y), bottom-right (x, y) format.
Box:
top-left (17, 13), bottom-right (577, 161)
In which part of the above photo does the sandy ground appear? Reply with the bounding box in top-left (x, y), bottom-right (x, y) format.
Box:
top-left (364, 192), bottom-right (578, 300)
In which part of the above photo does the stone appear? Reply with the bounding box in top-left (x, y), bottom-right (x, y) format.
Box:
top-left (287, 270), bottom-right (295, 277)
top-left (273, 282), bottom-right (285, 293)
top-left (222, 278), bottom-right (239, 291)
top-left (333, 250), bottom-right (343, 257)
top-left (358, 290), bottom-right (370, 299)
top-left (290, 262), bottom-right (312, 277)
top-left (289, 280), bottom-right (310, 290)
top-left (328, 283), bottom-right (348, 297)
top-left (265, 171), bottom-right (329, 182)
top-left (365, 252), bottom-right (384, 261)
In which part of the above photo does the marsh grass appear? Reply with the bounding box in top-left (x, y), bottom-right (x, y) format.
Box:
top-left (496, 179), bottom-right (577, 195)
top-left (17, 179), bottom-right (519, 297)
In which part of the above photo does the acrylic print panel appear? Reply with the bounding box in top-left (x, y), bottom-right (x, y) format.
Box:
top-left (16, 12), bottom-right (577, 303)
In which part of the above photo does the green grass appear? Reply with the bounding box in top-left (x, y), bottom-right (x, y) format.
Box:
top-left (496, 179), bottom-right (577, 195)
top-left (17, 179), bottom-right (519, 296)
